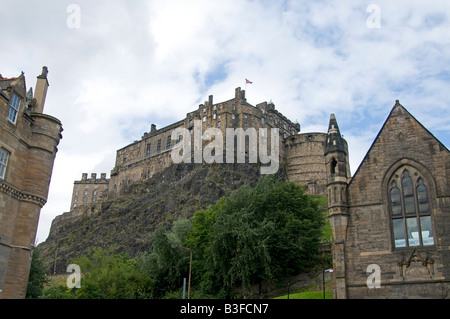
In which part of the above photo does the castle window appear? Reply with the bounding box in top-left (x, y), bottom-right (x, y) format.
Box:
top-left (157, 139), bottom-right (161, 152)
top-left (0, 148), bottom-right (9, 180)
top-left (146, 144), bottom-right (151, 157)
top-left (166, 135), bottom-right (171, 149)
top-left (261, 117), bottom-right (265, 125)
top-left (8, 93), bottom-right (21, 124)
top-left (390, 169), bottom-right (434, 248)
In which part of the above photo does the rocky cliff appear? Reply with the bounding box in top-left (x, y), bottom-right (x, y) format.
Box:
top-left (38, 162), bottom-right (286, 274)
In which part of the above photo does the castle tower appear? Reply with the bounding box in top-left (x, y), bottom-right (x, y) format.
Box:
top-left (325, 114), bottom-right (350, 299)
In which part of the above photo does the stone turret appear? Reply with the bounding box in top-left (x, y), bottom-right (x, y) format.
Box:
top-left (325, 113), bottom-right (350, 299)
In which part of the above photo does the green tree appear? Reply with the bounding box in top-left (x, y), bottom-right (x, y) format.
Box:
top-left (26, 248), bottom-right (47, 299)
top-left (200, 175), bottom-right (326, 295)
top-left (137, 227), bottom-right (190, 298)
top-left (74, 246), bottom-right (153, 299)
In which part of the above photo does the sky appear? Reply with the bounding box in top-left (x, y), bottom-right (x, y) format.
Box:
top-left (1, 0), bottom-right (450, 244)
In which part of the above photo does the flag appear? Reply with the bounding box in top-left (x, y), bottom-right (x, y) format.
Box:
top-left (245, 78), bottom-right (253, 84)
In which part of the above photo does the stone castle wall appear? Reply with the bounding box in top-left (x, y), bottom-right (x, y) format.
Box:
top-left (284, 132), bottom-right (328, 195)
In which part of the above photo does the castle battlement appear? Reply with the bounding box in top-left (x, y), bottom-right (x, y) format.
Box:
top-left (70, 173), bottom-right (109, 210)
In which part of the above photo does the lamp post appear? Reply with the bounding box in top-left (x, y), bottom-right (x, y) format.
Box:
top-left (172, 244), bottom-right (192, 299)
top-left (323, 268), bottom-right (333, 299)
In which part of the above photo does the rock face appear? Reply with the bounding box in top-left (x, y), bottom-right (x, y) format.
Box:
top-left (38, 162), bottom-right (284, 274)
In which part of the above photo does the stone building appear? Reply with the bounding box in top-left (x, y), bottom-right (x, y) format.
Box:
top-left (108, 87), bottom-right (312, 197)
top-left (327, 101), bottom-right (450, 298)
top-left (70, 173), bottom-right (109, 210)
top-left (0, 67), bottom-right (62, 298)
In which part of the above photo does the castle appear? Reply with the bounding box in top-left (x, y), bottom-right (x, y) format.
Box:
top-left (69, 87), bottom-right (339, 210)
top-left (0, 67), bottom-right (62, 298)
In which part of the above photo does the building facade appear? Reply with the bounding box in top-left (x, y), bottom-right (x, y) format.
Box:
top-left (328, 101), bottom-right (450, 298)
top-left (70, 173), bottom-right (109, 210)
top-left (0, 67), bottom-right (62, 298)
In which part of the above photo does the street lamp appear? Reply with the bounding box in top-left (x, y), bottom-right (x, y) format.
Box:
top-left (322, 268), bottom-right (333, 299)
top-left (172, 244), bottom-right (193, 299)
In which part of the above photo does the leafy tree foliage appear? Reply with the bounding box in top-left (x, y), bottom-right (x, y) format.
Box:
top-left (191, 175), bottom-right (326, 295)
top-left (26, 248), bottom-right (47, 299)
top-left (136, 225), bottom-right (191, 298)
top-left (74, 247), bottom-right (153, 299)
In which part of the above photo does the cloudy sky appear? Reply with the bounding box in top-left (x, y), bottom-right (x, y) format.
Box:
top-left (2, 1), bottom-right (450, 244)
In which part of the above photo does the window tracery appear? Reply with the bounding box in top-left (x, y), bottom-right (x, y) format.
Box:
top-left (389, 168), bottom-right (434, 248)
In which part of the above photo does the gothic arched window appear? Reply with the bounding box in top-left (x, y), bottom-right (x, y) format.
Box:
top-left (389, 169), bottom-right (434, 248)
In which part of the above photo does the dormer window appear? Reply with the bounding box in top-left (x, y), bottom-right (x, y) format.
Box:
top-left (8, 93), bottom-right (21, 124)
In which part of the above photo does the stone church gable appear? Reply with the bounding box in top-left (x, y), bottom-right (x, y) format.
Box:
top-left (348, 100), bottom-right (449, 208)
top-left (335, 100), bottom-right (450, 299)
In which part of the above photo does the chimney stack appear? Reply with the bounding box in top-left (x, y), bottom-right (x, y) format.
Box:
top-left (34, 66), bottom-right (49, 113)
